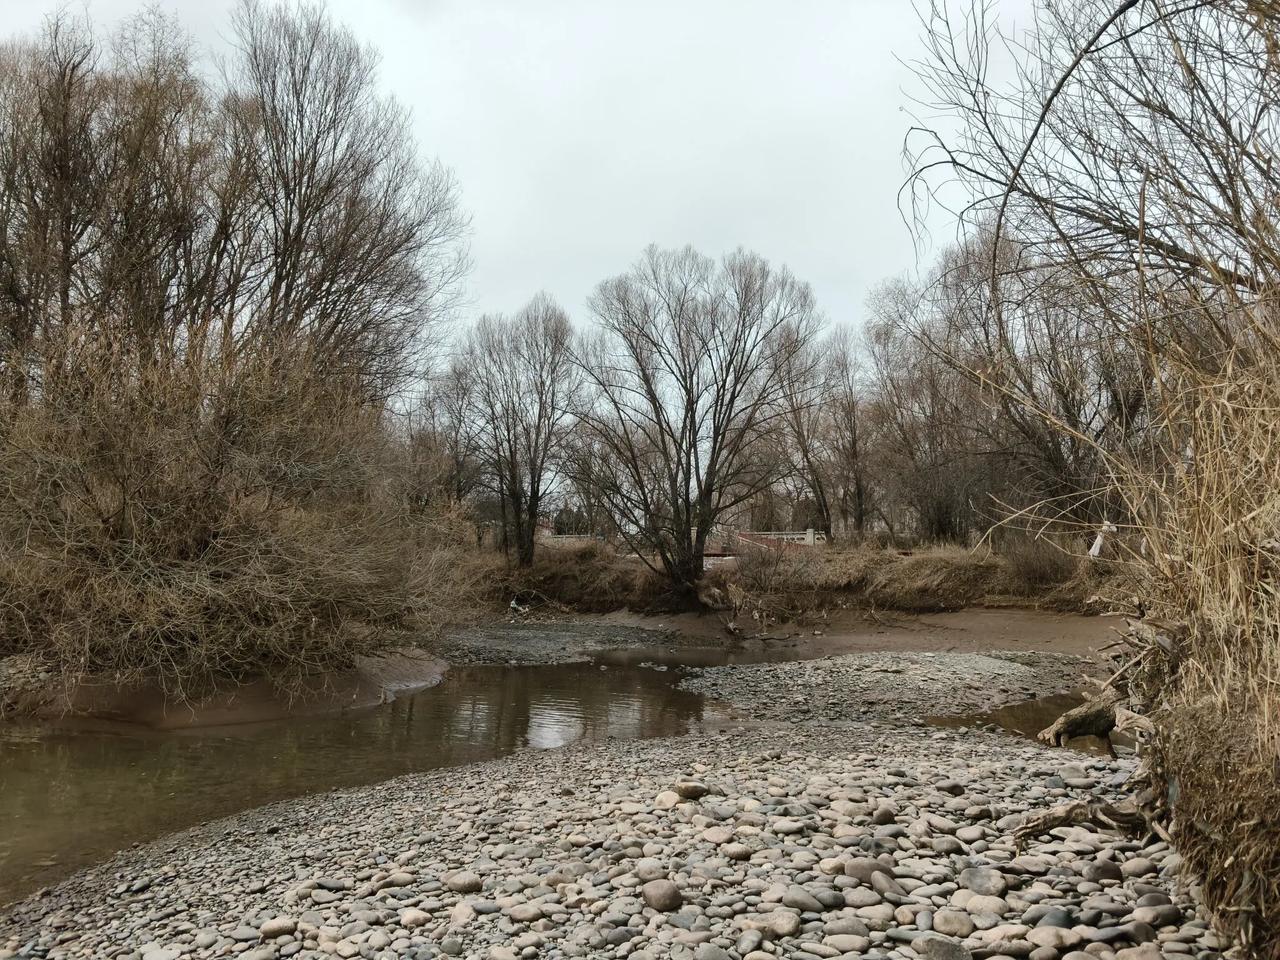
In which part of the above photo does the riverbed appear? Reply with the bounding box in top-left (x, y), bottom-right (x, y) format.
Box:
top-left (0, 611), bottom-right (1110, 907)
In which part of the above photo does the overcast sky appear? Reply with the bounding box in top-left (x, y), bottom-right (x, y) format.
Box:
top-left (1, 0), bottom-right (1033, 328)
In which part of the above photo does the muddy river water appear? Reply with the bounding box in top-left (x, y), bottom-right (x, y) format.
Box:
top-left (0, 617), bottom-right (1100, 906)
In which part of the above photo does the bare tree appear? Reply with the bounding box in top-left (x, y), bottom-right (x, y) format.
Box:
top-left (403, 358), bottom-right (484, 516)
top-left (574, 245), bottom-right (822, 593)
top-left (825, 326), bottom-right (874, 539)
top-left (865, 276), bottom-right (996, 543)
top-left (777, 332), bottom-right (835, 539)
top-left (224, 0), bottom-right (467, 397)
top-left (468, 294), bottom-right (578, 567)
top-left (0, 3), bottom-right (470, 696)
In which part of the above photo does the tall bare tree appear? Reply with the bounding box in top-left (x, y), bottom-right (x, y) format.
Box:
top-left (825, 325), bottom-right (874, 538)
top-left (574, 245), bottom-right (822, 592)
top-left (777, 332), bottom-right (835, 539)
top-left (468, 294), bottom-right (578, 566)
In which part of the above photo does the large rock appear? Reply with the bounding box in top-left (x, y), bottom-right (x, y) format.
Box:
top-left (782, 885), bottom-right (823, 912)
top-left (1130, 903), bottom-right (1182, 927)
top-left (767, 910), bottom-right (802, 937)
top-left (400, 908), bottom-right (430, 928)
top-left (1027, 926), bottom-right (1083, 950)
top-left (959, 866), bottom-right (1008, 897)
top-left (446, 870), bottom-right (483, 893)
top-left (1082, 859), bottom-right (1123, 882)
top-left (259, 916), bottom-right (296, 939)
top-left (932, 909), bottom-right (975, 938)
top-left (915, 933), bottom-right (974, 960)
top-left (845, 857), bottom-right (892, 883)
top-left (675, 780), bottom-right (709, 799)
top-left (506, 902), bottom-right (542, 923)
top-left (641, 879), bottom-right (681, 911)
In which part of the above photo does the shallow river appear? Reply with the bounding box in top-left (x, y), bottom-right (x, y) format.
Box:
top-left (0, 628), bottom-right (1090, 907)
top-left (0, 650), bottom-right (744, 905)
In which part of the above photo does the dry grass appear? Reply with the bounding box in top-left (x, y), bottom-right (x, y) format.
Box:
top-left (713, 539), bottom-right (1093, 621)
top-left (1113, 329), bottom-right (1280, 953)
top-left (498, 537), bottom-right (1095, 621)
top-left (496, 542), bottom-right (668, 613)
top-left (0, 342), bottom-right (476, 703)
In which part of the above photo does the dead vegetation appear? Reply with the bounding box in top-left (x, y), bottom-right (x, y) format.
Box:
top-left (909, 0), bottom-right (1280, 951)
top-left (0, 5), bottom-right (470, 701)
top-left (494, 542), bottom-right (668, 614)
top-left (493, 537), bottom-right (1101, 624)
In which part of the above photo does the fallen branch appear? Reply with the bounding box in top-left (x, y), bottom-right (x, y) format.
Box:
top-left (1013, 799), bottom-right (1148, 848)
top-left (1038, 686), bottom-right (1126, 754)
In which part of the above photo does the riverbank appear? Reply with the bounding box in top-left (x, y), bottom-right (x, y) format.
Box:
top-left (439, 608), bottom-right (1113, 667)
top-left (0, 608), bottom-right (1108, 726)
top-left (0, 723), bottom-right (1218, 960)
top-left (0, 649), bottom-right (447, 729)
top-left (5, 607), bottom-right (1208, 960)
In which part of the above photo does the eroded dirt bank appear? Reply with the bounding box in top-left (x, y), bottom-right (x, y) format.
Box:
top-left (1, 649), bottom-right (447, 729)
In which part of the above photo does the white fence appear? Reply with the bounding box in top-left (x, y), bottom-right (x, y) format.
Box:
top-left (734, 528), bottom-right (826, 549)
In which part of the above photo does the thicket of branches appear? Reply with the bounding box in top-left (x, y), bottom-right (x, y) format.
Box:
top-left (906, 0), bottom-right (1280, 950)
top-left (425, 238), bottom-right (1116, 589)
top-left (0, 3), bottom-right (469, 697)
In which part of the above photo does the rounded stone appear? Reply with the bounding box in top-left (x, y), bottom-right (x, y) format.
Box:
top-left (641, 878), bottom-right (682, 911)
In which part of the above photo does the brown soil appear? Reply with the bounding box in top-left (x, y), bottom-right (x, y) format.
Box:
top-left (590, 606), bottom-right (1117, 658)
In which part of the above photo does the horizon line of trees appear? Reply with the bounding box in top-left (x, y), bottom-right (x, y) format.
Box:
top-left (414, 229), bottom-right (1139, 590)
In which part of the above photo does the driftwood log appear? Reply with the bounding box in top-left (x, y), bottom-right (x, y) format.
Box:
top-left (1019, 700), bottom-right (1166, 850)
top-left (1013, 798), bottom-right (1149, 848)
top-left (1022, 654), bottom-right (1165, 851)
top-left (1038, 686), bottom-right (1126, 754)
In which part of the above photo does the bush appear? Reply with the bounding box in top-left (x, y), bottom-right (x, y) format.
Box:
top-left (0, 344), bottom-right (470, 699)
top-left (498, 542), bottom-right (667, 613)
top-left (994, 535), bottom-right (1081, 595)
top-left (0, 5), bottom-right (468, 700)
top-left (1119, 328), bottom-right (1280, 951)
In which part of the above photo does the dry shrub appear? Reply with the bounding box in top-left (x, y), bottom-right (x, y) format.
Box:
top-left (1118, 327), bottom-right (1280, 951)
top-left (500, 541), bottom-right (667, 613)
top-left (708, 541), bottom-right (1085, 620)
top-left (861, 546), bottom-right (1010, 611)
top-left (904, 0), bottom-right (1280, 950)
top-left (495, 538), bottom-right (1091, 622)
top-left (713, 543), bottom-right (825, 623)
top-left (0, 339), bottom-right (471, 701)
top-left (993, 535), bottom-right (1083, 596)
top-left (731, 542), bottom-right (817, 595)
top-left (0, 5), bottom-right (469, 702)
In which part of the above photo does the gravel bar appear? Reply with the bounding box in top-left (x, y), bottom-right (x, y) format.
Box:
top-left (677, 651), bottom-right (1096, 724)
top-left (0, 723), bottom-right (1219, 960)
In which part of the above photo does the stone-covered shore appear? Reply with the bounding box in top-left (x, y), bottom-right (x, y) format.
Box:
top-left (0, 716), bottom-right (1220, 960)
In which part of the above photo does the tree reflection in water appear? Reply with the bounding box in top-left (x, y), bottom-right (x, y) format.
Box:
top-left (0, 658), bottom-right (720, 905)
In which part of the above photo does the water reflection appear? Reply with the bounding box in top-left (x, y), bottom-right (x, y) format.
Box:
top-left (0, 659), bottom-right (723, 905)
top-left (929, 691), bottom-right (1130, 756)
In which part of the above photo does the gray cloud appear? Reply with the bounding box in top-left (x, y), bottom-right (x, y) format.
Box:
top-left (2, 0), bottom-right (1033, 325)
